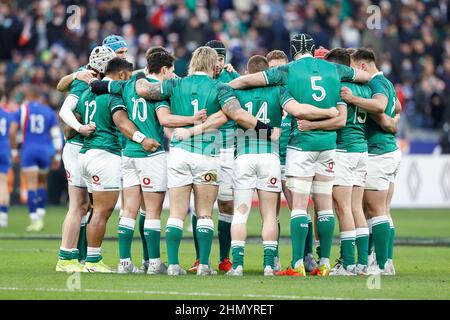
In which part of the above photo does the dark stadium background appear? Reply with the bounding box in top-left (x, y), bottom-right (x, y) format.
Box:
top-left (0, 0), bottom-right (449, 205)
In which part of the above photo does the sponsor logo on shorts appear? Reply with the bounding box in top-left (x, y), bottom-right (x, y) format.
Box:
top-left (326, 161), bottom-right (335, 173)
top-left (66, 170), bottom-right (72, 181)
top-left (92, 175), bottom-right (100, 185)
top-left (204, 171), bottom-right (218, 183)
top-left (143, 177), bottom-right (152, 187)
top-left (267, 177), bottom-right (278, 189)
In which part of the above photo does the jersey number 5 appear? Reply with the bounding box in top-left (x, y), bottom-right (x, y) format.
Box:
top-left (310, 76), bottom-right (326, 102)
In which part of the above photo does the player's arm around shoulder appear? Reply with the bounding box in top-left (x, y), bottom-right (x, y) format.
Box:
top-left (135, 74), bottom-right (171, 101)
top-left (297, 103), bottom-right (347, 132)
top-left (369, 98), bottom-right (401, 134)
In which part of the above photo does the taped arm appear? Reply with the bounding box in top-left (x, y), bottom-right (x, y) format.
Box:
top-left (59, 95), bottom-right (82, 132)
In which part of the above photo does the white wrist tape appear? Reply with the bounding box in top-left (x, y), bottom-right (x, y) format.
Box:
top-left (72, 71), bottom-right (79, 81)
top-left (54, 153), bottom-right (62, 162)
top-left (132, 131), bottom-right (146, 144)
top-left (11, 149), bottom-right (18, 157)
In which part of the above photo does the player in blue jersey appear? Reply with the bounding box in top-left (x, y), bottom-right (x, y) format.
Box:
top-left (10, 87), bottom-right (63, 232)
top-left (0, 106), bottom-right (12, 228)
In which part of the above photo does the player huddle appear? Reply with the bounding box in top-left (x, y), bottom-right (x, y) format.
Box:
top-left (51, 32), bottom-right (400, 277)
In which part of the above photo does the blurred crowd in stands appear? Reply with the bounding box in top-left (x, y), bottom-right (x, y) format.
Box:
top-left (0, 0), bottom-right (449, 153)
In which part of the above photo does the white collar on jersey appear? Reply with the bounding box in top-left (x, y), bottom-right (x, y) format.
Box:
top-left (298, 53), bottom-right (314, 60)
top-left (371, 71), bottom-right (384, 79)
top-left (103, 76), bottom-right (113, 81)
top-left (193, 72), bottom-right (210, 76)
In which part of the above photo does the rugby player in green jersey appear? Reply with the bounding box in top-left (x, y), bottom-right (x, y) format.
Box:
top-left (184, 40), bottom-right (240, 273)
top-left (88, 51), bottom-right (207, 274)
top-left (56, 46), bottom-right (116, 273)
top-left (298, 48), bottom-right (377, 275)
top-left (76, 58), bottom-right (160, 273)
top-left (135, 47), bottom-right (283, 276)
top-left (228, 34), bottom-right (370, 277)
top-left (341, 48), bottom-right (401, 275)
top-left (224, 55), bottom-right (338, 276)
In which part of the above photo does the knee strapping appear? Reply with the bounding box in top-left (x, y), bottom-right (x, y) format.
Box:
top-left (286, 177), bottom-right (312, 194)
top-left (218, 183), bottom-right (233, 201)
top-left (311, 180), bottom-right (333, 195)
top-left (231, 189), bottom-right (253, 225)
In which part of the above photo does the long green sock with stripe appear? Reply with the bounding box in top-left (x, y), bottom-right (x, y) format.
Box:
top-left (118, 217), bottom-right (135, 262)
top-left (340, 231), bottom-right (356, 269)
top-left (317, 210), bottom-right (335, 264)
top-left (263, 241), bottom-right (277, 269)
top-left (191, 210), bottom-right (199, 260)
top-left (139, 210), bottom-right (149, 262)
top-left (231, 240), bottom-right (245, 269)
top-left (388, 217), bottom-right (395, 260)
top-left (218, 213), bottom-right (232, 262)
top-left (304, 214), bottom-right (313, 256)
top-left (367, 218), bottom-right (374, 255)
top-left (196, 218), bottom-right (214, 265)
top-left (86, 247), bottom-right (102, 263)
top-left (144, 219), bottom-right (161, 259)
top-left (290, 209), bottom-right (308, 268)
top-left (77, 214), bottom-right (88, 261)
top-left (166, 218), bottom-right (184, 265)
top-left (59, 247), bottom-right (73, 260)
top-left (356, 227), bottom-right (369, 266)
top-left (372, 215), bottom-right (390, 269)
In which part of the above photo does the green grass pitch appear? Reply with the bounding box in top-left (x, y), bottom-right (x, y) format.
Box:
top-left (0, 206), bottom-right (449, 300)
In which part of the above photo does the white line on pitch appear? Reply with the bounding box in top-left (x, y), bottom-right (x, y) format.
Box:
top-left (0, 286), bottom-right (366, 300)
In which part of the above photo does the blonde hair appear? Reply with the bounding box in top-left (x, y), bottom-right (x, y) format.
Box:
top-left (188, 46), bottom-right (218, 75)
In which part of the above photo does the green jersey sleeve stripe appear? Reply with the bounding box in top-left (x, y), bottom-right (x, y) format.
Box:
top-left (263, 71), bottom-right (269, 85)
top-left (281, 98), bottom-right (294, 109)
top-left (351, 68), bottom-right (356, 81)
top-left (111, 105), bottom-right (126, 111)
top-left (68, 94), bottom-right (80, 100)
top-left (108, 81), bottom-right (112, 93)
top-left (372, 92), bottom-right (388, 98)
top-left (155, 105), bottom-right (169, 111)
top-left (223, 96), bottom-right (237, 104)
top-left (337, 101), bottom-right (347, 106)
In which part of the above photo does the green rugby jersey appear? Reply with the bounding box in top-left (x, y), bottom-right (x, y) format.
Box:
top-left (106, 74), bottom-right (169, 158)
top-left (160, 72), bottom-right (237, 156)
top-left (234, 86), bottom-right (293, 156)
top-left (279, 112), bottom-right (293, 165)
top-left (67, 66), bottom-right (88, 146)
top-left (76, 88), bottom-right (125, 156)
top-left (336, 82), bottom-right (372, 153)
top-left (217, 69), bottom-right (240, 149)
top-left (263, 56), bottom-right (355, 151)
top-left (366, 72), bottom-right (398, 155)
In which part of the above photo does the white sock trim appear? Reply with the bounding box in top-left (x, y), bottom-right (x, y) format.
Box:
top-left (340, 230), bottom-right (356, 240)
top-left (307, 214), bottom-right (312, 222)
top-left (167, 217), bottom-right (184, 230)
top-left (291, 209), bottom-right (307, 219)
top-left (144, 219), bottom-right (161, 230)
top-left (30, 213), bottom-right (39, 221)
top-left (231, 240), bottom-right (245, 247)
top-left (317, 210), bottom-right (334, 218)
top-left (119, 217), bottom-right (136, 229)
top-left (60, 247), bottom-right (71, 252)
top-left (87, 247), bottom-right (101, 256)
top-left (372, 215), bottom-right (389, 226)
top-left (139, 210), bottom-right (146, 217)
top-left (356, 227), bottom-right (370, 237)
top-left (197, 218), bottom-right (214, 230)
top-left (263, 241), bottom-right (278, 249)
top-left (218, 212), bottom-right (233, 223)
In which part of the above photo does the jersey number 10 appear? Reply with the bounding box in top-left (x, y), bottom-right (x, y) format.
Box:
top-left (132, 97), bottom-right (147, 122)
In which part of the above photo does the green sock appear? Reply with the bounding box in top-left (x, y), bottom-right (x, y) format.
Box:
top-left (276, 217), bottom-right (280, 258)
top-left (263, 241), bottom-right (277, 269)
top-left (231, 241), bottom-right (245, 269)
top-left (340, 231), bottom-right (356, 269)
top-left (118, 217), bottom-right (135, 261)
top-left (144, 219), bottom-right (161, 259)
top-left (218, 213), bottom-right (232, 262)
top-left (317, 210), bottom-right (335, 259)
top-left (166, 218), bottom-right (184, 265)
top-left (71, 249), bottom-right (80, 260)
top-left (356, 227), bottom-right (369, 266)
top-left (304, 214), bottom-right (313, 256)
top-left (371, 216), bottom-right (390, 269)
top-left (77, 215), bottom-right (88, 261)
top-left (139, 211), bottom-right (149, 261)
top-left (196, 219), bottom-right (214, 265)
top-left (368, 218), bottom-right (374, 255)
top-left (86, 247), bottom-right (102, 263)
top-left (59, 247), bottom-right (73, 260)
top-left (388, 217), bottom-right (395, 260)
top-left (191, 211), bottom-right (199, 260)
top-left (290, 210), bottom-right (309, 267)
